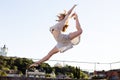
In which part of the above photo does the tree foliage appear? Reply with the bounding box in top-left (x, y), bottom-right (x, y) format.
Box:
top-left (0, 56), bottom-right (33, 75)
top-left (0, 56), bottom-right (88, 79)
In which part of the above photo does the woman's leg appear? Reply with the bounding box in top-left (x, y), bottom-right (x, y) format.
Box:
top-left (30, 46), bottom-right (59, 67)
top-left (69, 13), bottom-right (83, 40)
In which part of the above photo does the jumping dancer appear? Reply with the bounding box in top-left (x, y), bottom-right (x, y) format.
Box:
top-left (30, 4), bottom-right (83, 67)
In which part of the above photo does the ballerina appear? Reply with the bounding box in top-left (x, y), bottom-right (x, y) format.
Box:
top-left (30, 4), bottom-right (83, 67)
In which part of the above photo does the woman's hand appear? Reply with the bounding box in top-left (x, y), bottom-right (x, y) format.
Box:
top-left (74, 4), bottom-right (77, 7)
top-left (67, 4), bottom-right (77, 15)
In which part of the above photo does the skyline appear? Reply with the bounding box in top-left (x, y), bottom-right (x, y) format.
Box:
top-left (0, 0), bottom-right (120, 71)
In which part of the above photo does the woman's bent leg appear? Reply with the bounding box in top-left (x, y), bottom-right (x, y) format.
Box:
top-left (69, 13), bottom-right (83, 40)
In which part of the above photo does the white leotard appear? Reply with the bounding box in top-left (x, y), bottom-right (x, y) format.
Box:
top-left (50, 14), bottom-right (80, 53)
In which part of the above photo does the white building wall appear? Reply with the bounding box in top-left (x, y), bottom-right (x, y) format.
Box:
top-left (0, 45), bottom-right (8, 56)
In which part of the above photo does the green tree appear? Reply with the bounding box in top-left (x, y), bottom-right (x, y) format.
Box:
top-left (0, 71), bottom-right (7, 76)
top-left (12, 66), bottom-right (18, 71)
top-left (80, 71), bottom-right (89, 79)
top-left (36, 63), bottom-right (52, 73)
top-left (54, 67), bottom-right (63, 75)
top-left (0, 65), bottom-right (3, 70)
top-left (73, 67), bottom-right (80, 79)
top-left (14, 58), bottom-right (33, 74)
top-left (0, 56), bottom-right (4, 67)
top-left (7, 57), bottom-right (15, 68)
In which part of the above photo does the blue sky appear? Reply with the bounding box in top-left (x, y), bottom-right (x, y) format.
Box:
top-left (0, 0), bottom-right (120, 71)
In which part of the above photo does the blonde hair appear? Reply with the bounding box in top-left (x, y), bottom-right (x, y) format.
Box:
top-left (57, 10), bottom-right (69, 32)
top-left (62, 21), bottom-right (69, 32)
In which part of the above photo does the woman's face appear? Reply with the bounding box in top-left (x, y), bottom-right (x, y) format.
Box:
top-left (58, 14), bottom-right (64, 21)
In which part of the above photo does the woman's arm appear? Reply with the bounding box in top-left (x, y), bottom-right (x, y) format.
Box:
top-left (63, 4), bottom-right (77, 21)
top-left (67, 4), bottom-right (77, 15)
top-left (59, 5), bottom-right (77, 30)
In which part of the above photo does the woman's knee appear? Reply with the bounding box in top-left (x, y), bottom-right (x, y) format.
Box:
top-left (69, 31), bottom-right (82, 40)
top-left (78, 29), bottom-right (83, 35)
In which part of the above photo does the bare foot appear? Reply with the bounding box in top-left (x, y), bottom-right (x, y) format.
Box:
top-left (29, 63), bottom-right (38, 68)
top-left (73, 13), bottom-right (78, 20)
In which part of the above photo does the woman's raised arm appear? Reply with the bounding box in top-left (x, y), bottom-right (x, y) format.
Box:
top-left (67, 4), bottom-right (77, 15)
top-left (63, 4), bottom-right (77, 21)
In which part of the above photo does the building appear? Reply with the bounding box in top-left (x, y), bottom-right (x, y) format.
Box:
top-left (54, 63), bottom-right (63, 68)
top-left (0, 45), bottom-right (8, 56)
top-left (6, 70), bottom-right (21, 77)
top-left (26, 69), bottom-right (46, 78)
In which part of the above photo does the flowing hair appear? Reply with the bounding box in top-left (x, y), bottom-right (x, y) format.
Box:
top-left (57, 10), bottom-right (69, 32)
top-left (62, 21), bottom-right (69, 32)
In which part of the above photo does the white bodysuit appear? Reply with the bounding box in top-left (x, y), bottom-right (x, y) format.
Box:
top-left (50, 14), bottom-right (80, 53)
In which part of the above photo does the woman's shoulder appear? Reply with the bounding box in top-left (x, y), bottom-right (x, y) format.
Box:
top-left (51, 22), bottom-right (60, 28)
